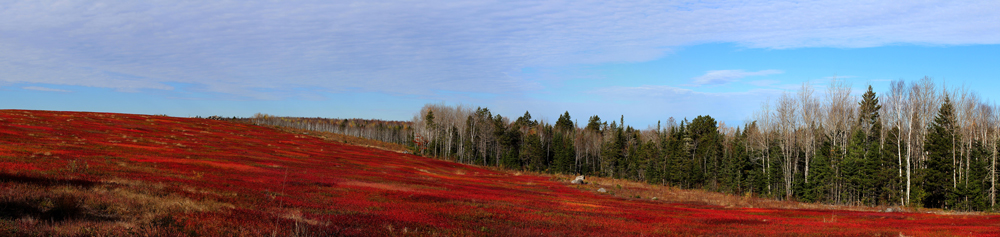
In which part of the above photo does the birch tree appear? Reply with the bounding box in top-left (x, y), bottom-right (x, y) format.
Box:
top-left (799, 82), bottom-right (820, 183)
top-left (885, 80), bottom-right (910, 205)
top-left (824, 79), bottom-right (854, 203)
top-left (776, 92), bottom-right (799, 199)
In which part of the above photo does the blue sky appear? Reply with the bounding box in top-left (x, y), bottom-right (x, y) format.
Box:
top-left (2, 1), bottom-right (999, 127)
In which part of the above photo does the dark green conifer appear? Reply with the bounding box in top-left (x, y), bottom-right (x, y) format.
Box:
top-left (923, 95), bottom-right (959, 209)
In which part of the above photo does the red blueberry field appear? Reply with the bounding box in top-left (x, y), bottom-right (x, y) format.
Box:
top-left (2, 109), bottom-right (999, 236)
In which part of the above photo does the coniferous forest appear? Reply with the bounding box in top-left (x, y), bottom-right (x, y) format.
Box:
top-left (251, 78), bottom-right (1000, 211)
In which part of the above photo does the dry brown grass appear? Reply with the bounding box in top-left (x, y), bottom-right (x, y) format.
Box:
top-left (527, 172), bottom-right (942, 213)
top-left (1, 175), bottom-right (233, 235)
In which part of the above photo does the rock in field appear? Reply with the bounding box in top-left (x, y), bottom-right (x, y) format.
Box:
top-left (571, 175), bottom-right (586, 184)
top-left (597, 188), bottom-right (607, 193)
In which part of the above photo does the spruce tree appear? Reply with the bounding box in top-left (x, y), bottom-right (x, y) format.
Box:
top-left (644, 139), bottom-right (661, 184)
top-left (857, 85), bottom-right (884, 205)
top-left (881, 126), bottom-right (903, 206)
top-left (555, 111), bottom-right (574, 132)
top-left (845, 129), bottom-right (867, 203)
top-left (804, 141), bottom-right (833, 202)
top-left (923, 95), bottom-right (959, 209)
top-left (552, 133), bottom-right (575, 174)
top-left (957, 144), bottom-right (989, 211)
top-left (690, 115), bottom-right (720, 189)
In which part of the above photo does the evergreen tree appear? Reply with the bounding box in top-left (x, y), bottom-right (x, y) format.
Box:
top-left (643, 139), bottom-right (661, 184)
top-left (856, 85), bottom-right (885, 205)
top-left (586, 115), bottom-right (603, 133)
top-left (602, 121), bottom-right (623, 178)
top-left (556, 111), bottom-right (574, 132)
top-left (720, 128), bottom-right (742, 193)
top-left (923, 96), bottom-right (959, 209)
top-left (552, 132), bottom-right (574, 174)
top-left (801, 141), bottom-right (833, 202)
top-left (733, 128), bottom-right (755, 195)
top-left (522, 131), bottom-right (544, 171)
top-left (845, 129), bottom-right (867, 203)
top-left (424, 110), bottom-right (437, 156)
top-left (689, 115), bottom-right (721, 190)
top-left (881, 126), bottom-right (903, 206)
top-left (957, 143), bottom-right (989, 211)
top-left (552, 111), bottom-right (574, 173)
top-left (767, 142), bottom-right (783, 198)
top-left (494, 114), bottom-right (522, 168)
top-left (661, 126), bottom-right (684, 186)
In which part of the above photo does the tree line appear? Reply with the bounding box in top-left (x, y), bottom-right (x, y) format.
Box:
top-left (410, 78), bottom-right (999, 211)
top-left (212, 78), bottom-right (997, 211)
top-left (209, 113), bottom-right (414, 145)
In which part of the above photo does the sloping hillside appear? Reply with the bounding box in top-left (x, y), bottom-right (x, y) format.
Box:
top-left (1, 110), bottom-right (998, 236)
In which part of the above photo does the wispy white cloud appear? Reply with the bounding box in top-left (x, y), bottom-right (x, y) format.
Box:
top-left (0, 0), bottom-right (997, 98)
top-left (23, 86), bottom-right (70, 92)
top-left (692, 70), bottom-right (783, 86)
top-left (593, 85), bottom-right (695, 99)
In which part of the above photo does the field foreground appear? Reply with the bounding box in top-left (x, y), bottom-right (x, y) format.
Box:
top-left (1, 110), bottom-right (999, 236)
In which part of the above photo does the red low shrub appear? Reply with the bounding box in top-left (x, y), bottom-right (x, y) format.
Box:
top-left (1, 109), bottom-right (999, 236)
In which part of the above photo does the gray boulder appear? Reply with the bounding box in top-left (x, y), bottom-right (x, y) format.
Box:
top-left (571, 175), bottom-right (586, 184)
top-left (597, 188), bottom-right (607, 193)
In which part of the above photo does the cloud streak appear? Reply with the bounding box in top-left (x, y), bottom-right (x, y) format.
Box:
top-left (23, 86), bottom-right (70, 92)
top-left (1, 0), bottom-right (997, 98)
top-left (692, 69), bottom-right (784, 85)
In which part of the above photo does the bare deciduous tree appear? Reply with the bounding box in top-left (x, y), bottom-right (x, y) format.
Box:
top-left (776, 92), bottom-right (799, 199)
top-left (824, 79), bottom-right (854, 203)
top-left (885, 80), bottom-right (910, 205)
top-left (799, 82), bottom-right (819, 183)
top-left (903, 77), bottom-right (938, 205)
top-left (990, 103), bottom-right (999, 207)
top-left (752, 99), bottom-right (775, 194)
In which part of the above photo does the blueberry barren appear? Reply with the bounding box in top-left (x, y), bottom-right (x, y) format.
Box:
top-left (1, 110), bottom-right (998, 236)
